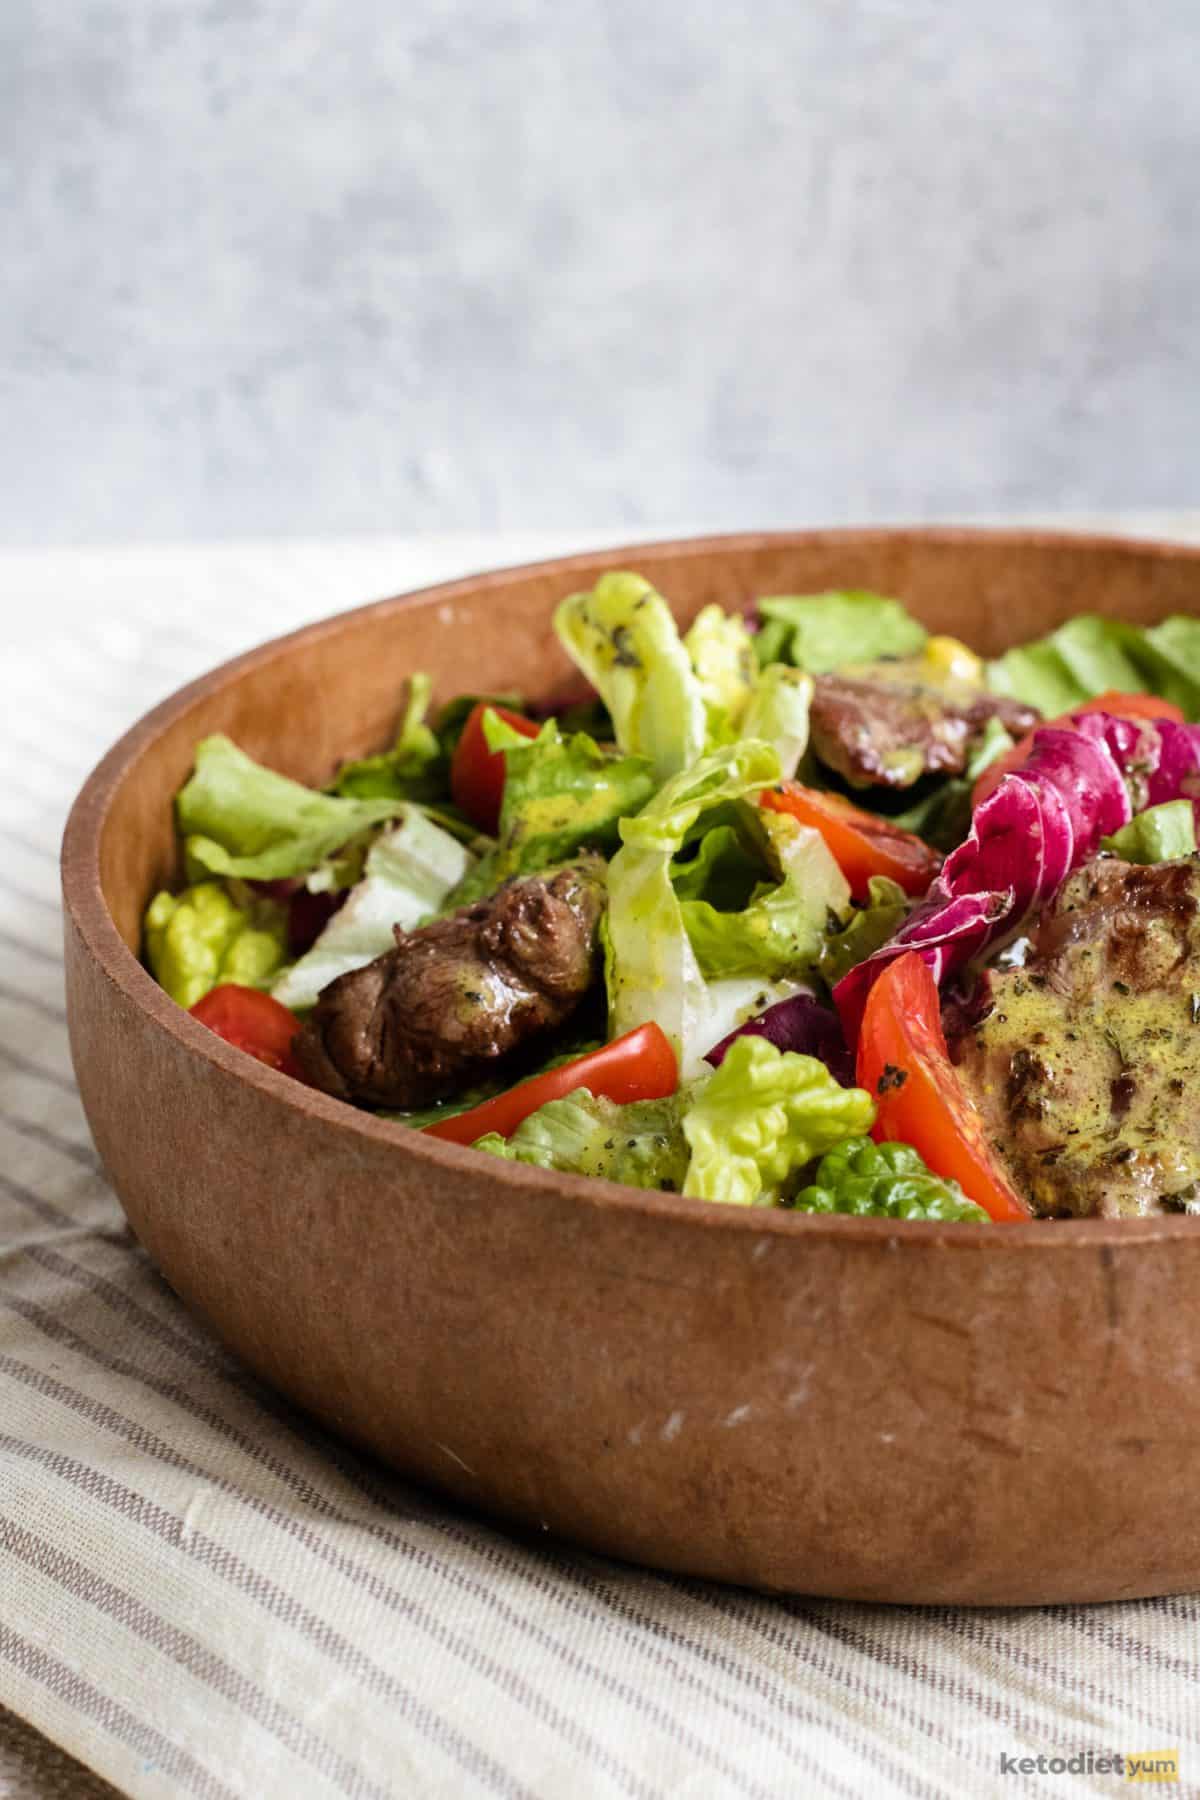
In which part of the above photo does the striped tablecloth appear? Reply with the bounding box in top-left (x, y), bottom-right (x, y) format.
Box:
top-left (4, 528), bottom-right (1200, 1800)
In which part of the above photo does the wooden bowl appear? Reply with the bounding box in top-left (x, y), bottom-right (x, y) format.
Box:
top-left (62, 528), bottom-right (1200, 1606)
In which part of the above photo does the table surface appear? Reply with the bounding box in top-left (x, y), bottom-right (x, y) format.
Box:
top-left (5, 514), bottom-right (1200, 1800)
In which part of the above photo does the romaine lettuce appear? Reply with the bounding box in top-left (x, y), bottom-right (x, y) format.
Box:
top-left (179, 736), bottom-right (406, 882)
top-left (755, 592), bottom-right (927, 674)
top-left (1101, 798), bottom-right (1196, 864)
top-left (683, 605), bottom-right (757, 740)
top-left (271, 809), bottom-right (472, 1010)
top-left (678, 809), bottom-right (849, 980)
top-left (473, 1088), bottom-right (690, 1191)
top-left (554, 572), bottom-right (707, 780)
top-left (738, 664), bottom-right (813, 779)
top-left (987, 614), bottom-right (1200, 720)
top-left (605, 740), bottom-right (808, 1075)
top-left (681, 1035), bottom-right (874, 1206)
top-left (448, 716), bottom-right (655, 905)
top-left (328, 673), bottom-right (445, 801)
top-left (144, 881), bottom-right (287, 1008)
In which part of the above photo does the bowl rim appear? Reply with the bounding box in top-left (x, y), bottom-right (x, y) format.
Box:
top-left (61, 523), bottom-right (1200, 1253)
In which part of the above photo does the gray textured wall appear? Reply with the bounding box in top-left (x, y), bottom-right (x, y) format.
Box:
top-left (3, 1), bottom-right (1197, 543)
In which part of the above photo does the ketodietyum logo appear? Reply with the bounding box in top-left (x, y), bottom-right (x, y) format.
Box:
top-left (998, 1749), bottom-right (1179, 1782)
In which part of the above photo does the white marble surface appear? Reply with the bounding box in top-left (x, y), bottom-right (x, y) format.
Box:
top-left (4, 3), bottom-right (1199, 544)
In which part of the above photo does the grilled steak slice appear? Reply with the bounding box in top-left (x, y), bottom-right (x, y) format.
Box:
top-left (809, 673), bottom-right (1038, 790)
top-left (952, 856), bottom-right (1200, 1217)
top-left (295, 859), bottom-right (606, 1109)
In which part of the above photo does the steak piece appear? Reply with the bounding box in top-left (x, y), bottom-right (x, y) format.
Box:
top-left (295, 859), bottom-right (606, 1109)
top-left (809, 673), bottom-right (1038, 790)
top-left (952, 856), bottom-right (1200, 1217)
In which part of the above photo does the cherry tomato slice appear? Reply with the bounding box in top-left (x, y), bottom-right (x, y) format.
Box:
top-left (450, 702), bottom-right (541, 834)
top-left (973, 690), bottom-right (1187, 810)
top-left (190, 984), bottom-right (304, 1080)
top-left (760, 782), bottom-right (941, 900)
top-left (856, 952), bottom-right (1029, 1222)
top-left (423, 1023), bottom-right (678, 1146)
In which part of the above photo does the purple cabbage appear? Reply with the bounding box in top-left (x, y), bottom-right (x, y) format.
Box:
top-left (705, 993), bottom-right (854, 1087)
top-left (835, 710), bottom-right (1195, 1038)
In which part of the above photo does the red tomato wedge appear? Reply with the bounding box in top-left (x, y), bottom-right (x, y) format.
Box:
top-left (760, 782), bottom-right (941, 900)
top-left (973, 690), bottom-right (1187, 810)
top-left (856, 953), bottom-right (1029, 1222)
top-left (423, 1023), bottom-right (678, 1146)
top-left (190, 984), bottom-right (304, 1079)
top-left (450, 702), bottom-right (541, 833)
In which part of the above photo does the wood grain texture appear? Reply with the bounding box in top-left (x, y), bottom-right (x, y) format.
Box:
top-left (61, 527), bottom-right (1200, 1605)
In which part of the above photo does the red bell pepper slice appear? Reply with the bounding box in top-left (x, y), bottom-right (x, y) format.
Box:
top-left (423, 1022), bottom-right (678, 1146)
top-left (856, 952), bottom-right (1029, 1222)
top-left (760, 782), bottom-right (941, 900)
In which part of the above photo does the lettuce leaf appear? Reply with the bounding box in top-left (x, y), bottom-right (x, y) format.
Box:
top-left (448, 716), bottom-right (655, 905)
top-left (679, 809), bottom-right (849, 979)
top-left (755, 592), bottom-right (927, 674)
top-left (683, 605), bottom-right (757, 740)
top-left (817, 875), bottom-right (910, 986)
top-left (605, 739), bottom-right (807, 1075)
top-left (987, 614), bottom-right (1200, 720)
top-left (1101, 798), bottom-right (1196, 864)
top-left (144, 880), bottom-right (287, 1008)
top-left (739, 665), bottom-right (813, 778)
top-left (179, 736), bottom-right (406, 882)
top-left (554, 572), bottom-right (707, 780)
top-left (328, 673), bottom-right (445, 801)
top-left (681, 1035), bottom-right (874, 1206)
top-left (473, 1088), bottom-right (690, 1191)
top-left (271, 809), bottom-right (472, 1010)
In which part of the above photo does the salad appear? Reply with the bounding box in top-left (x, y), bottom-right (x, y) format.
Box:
top-left (144, 576), bottom-right (1200, 1223)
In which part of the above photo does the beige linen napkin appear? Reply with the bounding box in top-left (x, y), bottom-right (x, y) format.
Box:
top-left (2, 544), bottom-right (1200, 1799)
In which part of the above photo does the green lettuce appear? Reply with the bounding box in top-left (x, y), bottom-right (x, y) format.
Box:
top-left (987, 614), bottom-right (1200, 720)
top-left (817, 875), bottom-right (910, 986)
top-left (554, 572), bottom-right (707, 780)
top-left (178, 736), bottom-right (406, 883)
top-left (755, 592), bottom-right (927, 674)
top-left (271, 809), bottom-right (473, 1010)
top-left (683, 604), bottom-right (757, 740)
top-left (679, 809), bottom-right (849, 979)
top-left (681, 1035), bottom-right (875, 1207)
top-left (606, 740), bottom-right (807, 1075)
top-left (1101, 799), bottom-right (1197, 865)
top-left (739, 665), bottom-right (813, 779)
top-left (144, 881), bottom-right (287, 1008)
top-left (792, 1138), bottom-right (988, 1221)
top-left (328, 673), bottom-right (445, 801)
top-left (449, 715), bottom-right (655, 905)
top-left (474, 1088), bottom-right (690, 1191)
